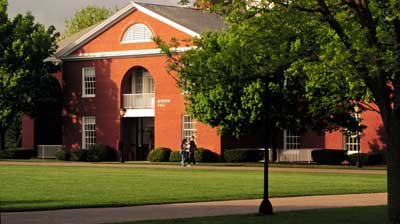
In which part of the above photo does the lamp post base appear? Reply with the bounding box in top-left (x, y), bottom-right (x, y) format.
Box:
top-left (259, 199), bottom-right (273, 215)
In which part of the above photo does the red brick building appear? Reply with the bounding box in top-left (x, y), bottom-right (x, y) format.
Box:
top-left (22, 2), bottom-right (385, 161)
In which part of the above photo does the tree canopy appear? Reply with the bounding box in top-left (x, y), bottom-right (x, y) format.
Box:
top-left (0, 0), bottom-right (60, 150)
top-left (167, 0), bottom-right (400, 222)
top-left (63, 5), bottom-right (114, 38)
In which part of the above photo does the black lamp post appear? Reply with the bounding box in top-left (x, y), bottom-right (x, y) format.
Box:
top-left (354, 104), bottom-right (362, 168)
top-left (259, 117), bottom-right (273, 215)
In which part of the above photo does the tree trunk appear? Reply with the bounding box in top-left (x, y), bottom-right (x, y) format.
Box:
top-left (385, 115), bottom-right (400, 224)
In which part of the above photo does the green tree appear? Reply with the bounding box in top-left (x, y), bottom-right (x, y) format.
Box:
top-left (283, 1), bottom-right (400, 222)
top-left (169, 0), bottom-right (400, 222)
top-left (63, 5), bottom-right (114, 38)
top-left (179, 0), bottom-right (234, 14)
top-left (0, 0), bottom-right (59, 150)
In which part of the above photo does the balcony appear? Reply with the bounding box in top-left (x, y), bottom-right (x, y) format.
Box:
top-left (122, 93), bottom-right (155, 109)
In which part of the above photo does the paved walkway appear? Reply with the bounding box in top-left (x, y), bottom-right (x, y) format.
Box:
top-left (0, 161), bottom-right (386, 175)
top-left (1, 193), bottom-right (387, 224)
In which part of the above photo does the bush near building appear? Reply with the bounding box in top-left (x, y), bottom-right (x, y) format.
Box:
top-left (311, 149), bottom-right (346, 165)
top-left (169, 151), bottom-right (181, 162)
top-left (148, 147), bottom-right (171, 162)
top-left (195, 148), bottom-right (220, 162)
top-left (87, 144), bottom-right (118, 162)
top-left (347, 153), bottom-right (383, 166)
top-left (224, 148), bottom-right (263, 162)
top-left (56, 144), bottom-right (116, 162)
top-left (0, 148), bottom-right (36, 159)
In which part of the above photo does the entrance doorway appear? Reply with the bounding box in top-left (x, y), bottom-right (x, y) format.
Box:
top-left (121, 117), bottom-right (154, 161)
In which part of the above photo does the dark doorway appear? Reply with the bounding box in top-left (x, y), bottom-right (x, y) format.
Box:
top-left (34, 77), bottom-right (62, 147)
top-left (121, 117), bottom-right (154, 161)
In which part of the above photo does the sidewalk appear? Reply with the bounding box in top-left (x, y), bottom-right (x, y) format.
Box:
top-left (1, 193), bottom-right (387, 224)
top-left (0, 161), bottom-right (386, 175)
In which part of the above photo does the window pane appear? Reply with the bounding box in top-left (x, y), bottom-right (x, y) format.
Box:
top-left (83, 116), bottom-right (96, 149)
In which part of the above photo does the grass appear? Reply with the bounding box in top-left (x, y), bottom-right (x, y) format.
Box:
top-left (122, 161), bottom-right (387, 170)
top-left (0, 164), bottom-right (386, 212)
top-left (117, 206), bottom-right (387, 224)
top-left (0, 159), bottom-right (387, 170)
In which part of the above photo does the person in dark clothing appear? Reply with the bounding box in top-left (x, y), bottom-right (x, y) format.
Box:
top-left (188, 136), bottom-right (197, 166)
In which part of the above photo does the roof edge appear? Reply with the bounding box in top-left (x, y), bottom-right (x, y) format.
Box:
top-left (56, 2), bottom-right (201, 59)
top-left (56, 2), bottom-right (137, 58)
top-left (131, 1), bottom-right (199, 37)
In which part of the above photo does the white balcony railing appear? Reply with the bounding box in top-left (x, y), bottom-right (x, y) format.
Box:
top-left (123, 93), bottom-right (155, 109)
top-left (276, 148), bottom-right (317, 163)
top-left (37, 145), bottom-right (63, 159)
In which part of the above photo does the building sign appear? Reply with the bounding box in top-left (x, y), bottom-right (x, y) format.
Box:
top-left (157, 99), bottom-right (171, 108)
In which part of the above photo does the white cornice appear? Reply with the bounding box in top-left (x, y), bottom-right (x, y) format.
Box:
top-left (56, 3), bottom-right (137, 58)
top-left (56, 2), bottom-right (200, 59)
top-left (60, 47), bottom-right (194, 61)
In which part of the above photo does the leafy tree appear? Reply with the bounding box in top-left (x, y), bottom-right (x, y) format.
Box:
top-left (0, 0), bottom-right (59, 150)
top-left (281, 1), bottom-right (400, 222)
top-left (63, 5), bottom-right (114, 38)
top-left (170, 0), bottom-right (400, 222)
top-left (179, 0), bottom-right (233, 14)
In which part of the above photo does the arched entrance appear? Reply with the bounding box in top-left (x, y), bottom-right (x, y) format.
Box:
top-left (120, 67), bottom-right (155, 161)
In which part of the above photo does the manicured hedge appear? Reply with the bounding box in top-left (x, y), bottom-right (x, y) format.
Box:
top-left (223, 148), bottom-right (263, 162)
top-left (0, 148), bottom-right (37, 159)
top-left (169, 151), bottom-right (182, 162)
top-left (148, 147), bottom-right (171, 162)
top-left (311, 149), bottom-right (346, 165)
top-left (55, 149), bottom-right (90, 161)
top-left (195, 148), bottom-right (220, 162)
top-left (55, 150), bottom-right (67, 160)
top-left (87, 144), bottom-right (118, 162)
top-left (347, 153), bottom-right (383, 166)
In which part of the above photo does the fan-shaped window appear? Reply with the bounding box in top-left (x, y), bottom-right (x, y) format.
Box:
top-left (121, 24), bottom-right (153, 43)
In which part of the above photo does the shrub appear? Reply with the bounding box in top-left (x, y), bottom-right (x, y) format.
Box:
top-left (87, 144), bottom-right (118, 162)
top-left (6, 148), bottom-right (37, 159)
top-left (169, 151), bottom-right (182, 162)
top-left (70, 150), bottom-right (87, 161)
top-left (56, 150), bottom-right (68, 160)
top-left (148, 147), bottom-right (171, 162)
top-left (69, 150), bottom-right (83, 161)
top-left (0, 150), bottom-right (12, 159)
top-left (347, 153), bottom-right (383, 166)
top-left (224, 148), bottom-right (263, 162)
top-left (195, 148), bottom-right (220, 162)
top-left (311, 149), bottom-right (346, 165)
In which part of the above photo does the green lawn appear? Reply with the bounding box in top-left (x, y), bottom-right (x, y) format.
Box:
top-left (118, 206), bottom-right (387, 224)
top-left (0, 164), bottom-right (386, 212)
top-left (1, 159), bottom-right (387, 170)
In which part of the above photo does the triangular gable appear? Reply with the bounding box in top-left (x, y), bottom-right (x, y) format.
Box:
top-left (56, 1), bottom-right (200, 59)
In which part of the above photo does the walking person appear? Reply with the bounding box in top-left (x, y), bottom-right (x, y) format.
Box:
top-left (188, 136), bottom-right (197, 166)
top-left (180, 139), bottom-right (189, 166)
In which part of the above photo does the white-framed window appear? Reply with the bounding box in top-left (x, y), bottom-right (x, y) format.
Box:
top-left (284, 130), bottom-right (300, 150)
top-left (121, 24), bottom-right (153, 43)
top-left (82, 67), bottom-right (96, 97)
top-left (343, 113), bottom-right (361, 154)
top-left (82, 116), bottom-right (96, 150)
top-left (182, 115), bottom-right (197, 140)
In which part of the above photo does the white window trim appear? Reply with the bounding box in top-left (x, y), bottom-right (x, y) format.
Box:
top-left (343, 113), bottom-right (361, 154)
top-left (82, 116), bottom-right (96, 150)
top-left (182, 115), bottom-right (197, 140)
top-left (121, 39), bottom-right (153, 44)
top-left (283, 129), bottom-right (300, 150)
top-left (82, 67), bottom-right (96, 98)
